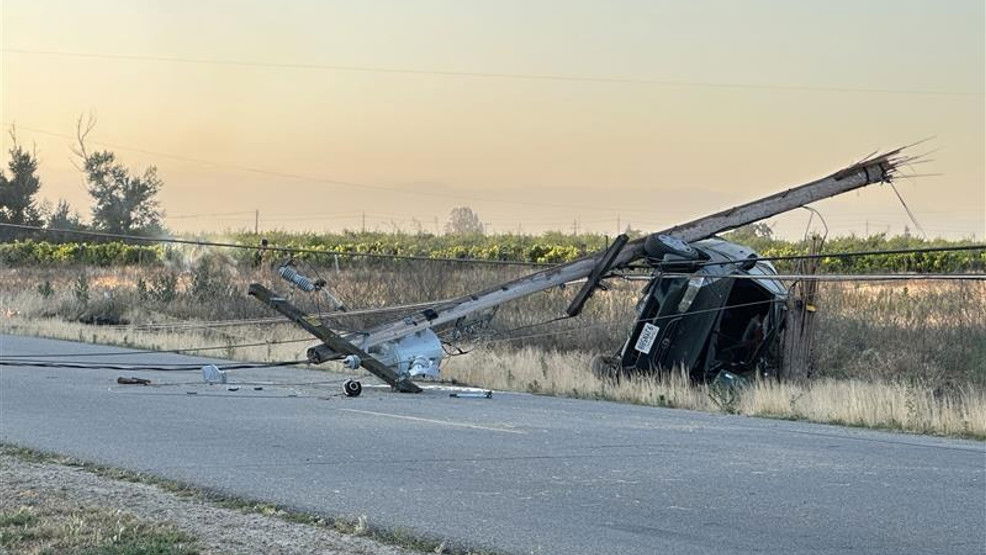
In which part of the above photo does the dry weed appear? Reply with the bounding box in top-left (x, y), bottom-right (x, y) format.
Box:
top-left (444, 347), bottom-right (986, 439)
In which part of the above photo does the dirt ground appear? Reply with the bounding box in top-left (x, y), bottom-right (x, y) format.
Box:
top-left (0, 452), bottom-right (409, 554)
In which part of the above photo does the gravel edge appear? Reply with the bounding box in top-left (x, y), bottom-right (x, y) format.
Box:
top-left (0, 451), bottom-right (411, 554)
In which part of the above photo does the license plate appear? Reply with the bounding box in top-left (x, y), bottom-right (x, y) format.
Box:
top-left (634, 323), bottom-right (661, 354)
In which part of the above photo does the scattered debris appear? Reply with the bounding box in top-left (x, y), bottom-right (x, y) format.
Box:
top-left (116, 376), bottom-right (151, 385)
top-left (450, 391), bottom-right (493, 399)
top-left (201, 364), bottom-right (227, 384)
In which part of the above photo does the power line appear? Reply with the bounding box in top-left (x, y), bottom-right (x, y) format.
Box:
top-left (109, 298), bottom-right (457, 331)
top-left (4, 47), bottom-right (981, 98)
top-left (13, 122), bottom-right (976, 236)
top-left (168, 210), bottom-right (256, 219)
top-left (0, 359), bottom-right (308, 372)
top-left (480, 298), bottom-right (788, 346)
top-left (86, 267), bottom-right (986, 334)
top-left (2, 222), bottom-right (983, 271)
top-left (6, 123), bottom-right (665, 215)
top-left (628, 273), bottom-right (986, 282)
top-left (672, 243), bottom-right (986, 270)
top-left (0, 338), bottom-right (317, 359)
top-left (0, 222), bottom-right (549, 267)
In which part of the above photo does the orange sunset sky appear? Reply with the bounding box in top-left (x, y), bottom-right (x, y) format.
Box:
top-left (2, 0), bottom-right (983, 238)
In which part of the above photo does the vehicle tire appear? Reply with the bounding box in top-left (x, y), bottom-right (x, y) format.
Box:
top-left (590, 355), bottom-right (621, 381)
top-left (643, 233), bottom-right (699, 260)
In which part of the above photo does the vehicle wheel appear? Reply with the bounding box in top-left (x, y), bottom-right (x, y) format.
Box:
top-left (343, 379), bottom-right (362, 397)
top-left (590, 355), bottom-right (621, 381)
top-left (644, 233), bottom-right (699, 260)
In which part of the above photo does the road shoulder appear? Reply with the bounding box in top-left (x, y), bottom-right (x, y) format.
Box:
top-left (0, 446), bottom-right (410, 554)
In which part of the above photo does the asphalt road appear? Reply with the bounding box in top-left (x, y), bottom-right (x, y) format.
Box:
top-left (1, 334), bottom-right (984, 554)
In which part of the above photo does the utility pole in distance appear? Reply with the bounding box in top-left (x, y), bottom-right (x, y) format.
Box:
top-left (254, 209), bottom-right (259, 235)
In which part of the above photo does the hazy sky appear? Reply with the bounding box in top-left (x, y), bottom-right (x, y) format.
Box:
top-left (2, 0), bottom-right (983, 238)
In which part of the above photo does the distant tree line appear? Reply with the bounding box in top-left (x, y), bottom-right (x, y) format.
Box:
top-left (0, 117), bottom-right (164, 242)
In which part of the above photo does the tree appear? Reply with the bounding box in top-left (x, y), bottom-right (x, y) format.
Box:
top-left (723, 222), bottom-right (776, 251)
top-left (0, 129), bottom-right (43, 229)
top-left (731, 222), bottom-right (774, 241)
top-left (76, 116), bottom-right (164, 236)
top-left (444, 206), bottom-right (484, 235)
top-left (47, 199), bottom-right (85, 229)
top-left (45, 199), bottom-right (87, 242)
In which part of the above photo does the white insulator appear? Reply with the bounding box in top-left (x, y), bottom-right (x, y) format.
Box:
top-left (343, 355), bottom-right (362, 369)
top-left (278, 265), bottom-right (318, 292)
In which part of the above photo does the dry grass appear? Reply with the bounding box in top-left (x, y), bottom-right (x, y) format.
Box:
top-left (443, 347), bottom-right (986, 440)
top-left (736, 378), bottom-right (986, 438)
top-left (814, 281), bottom-right (986, 387)
top-left (0, 494), bottom-right (198, 554)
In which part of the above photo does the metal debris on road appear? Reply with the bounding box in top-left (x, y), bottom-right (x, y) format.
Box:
top-left (450, 391), bottom-right (493, 399)
top-left (116, 376), bottom-right (151, 385)
top-left (202, 364), bottom-right (227, 384)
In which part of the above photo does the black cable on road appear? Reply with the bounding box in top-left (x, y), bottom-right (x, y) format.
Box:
top-left (0, 337), bottom-right (317, 359)
top-left (0, 359), bottom-right (309, 372)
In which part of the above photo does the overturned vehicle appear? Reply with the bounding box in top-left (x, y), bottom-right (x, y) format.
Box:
top-left (597, 235), bottom-right (787, 382)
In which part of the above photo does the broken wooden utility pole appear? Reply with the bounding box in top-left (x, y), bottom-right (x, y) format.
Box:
top-left (781, 235), bottom-right (824, 381)
top-left (256, 148), bottom-right (913, 390)
top-left (329, 149), bottom-right (908, 352)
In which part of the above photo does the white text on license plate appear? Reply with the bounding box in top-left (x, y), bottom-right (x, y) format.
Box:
top-left (634, 323), bottom-right (661, 354)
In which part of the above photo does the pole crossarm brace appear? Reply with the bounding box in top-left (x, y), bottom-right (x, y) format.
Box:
top-left (566, 233), bottom-right (629, 317)
top-left (248, 284), bottom-right (422, 393)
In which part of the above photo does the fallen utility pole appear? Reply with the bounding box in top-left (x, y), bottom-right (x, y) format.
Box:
top-left (257, 148), bottom-right (910, 390)
top-left (313, 149), bottom-right (906, 358)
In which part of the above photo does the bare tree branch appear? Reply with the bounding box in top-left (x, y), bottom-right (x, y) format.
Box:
top-left (73, 112), bottom-right (97, 162)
